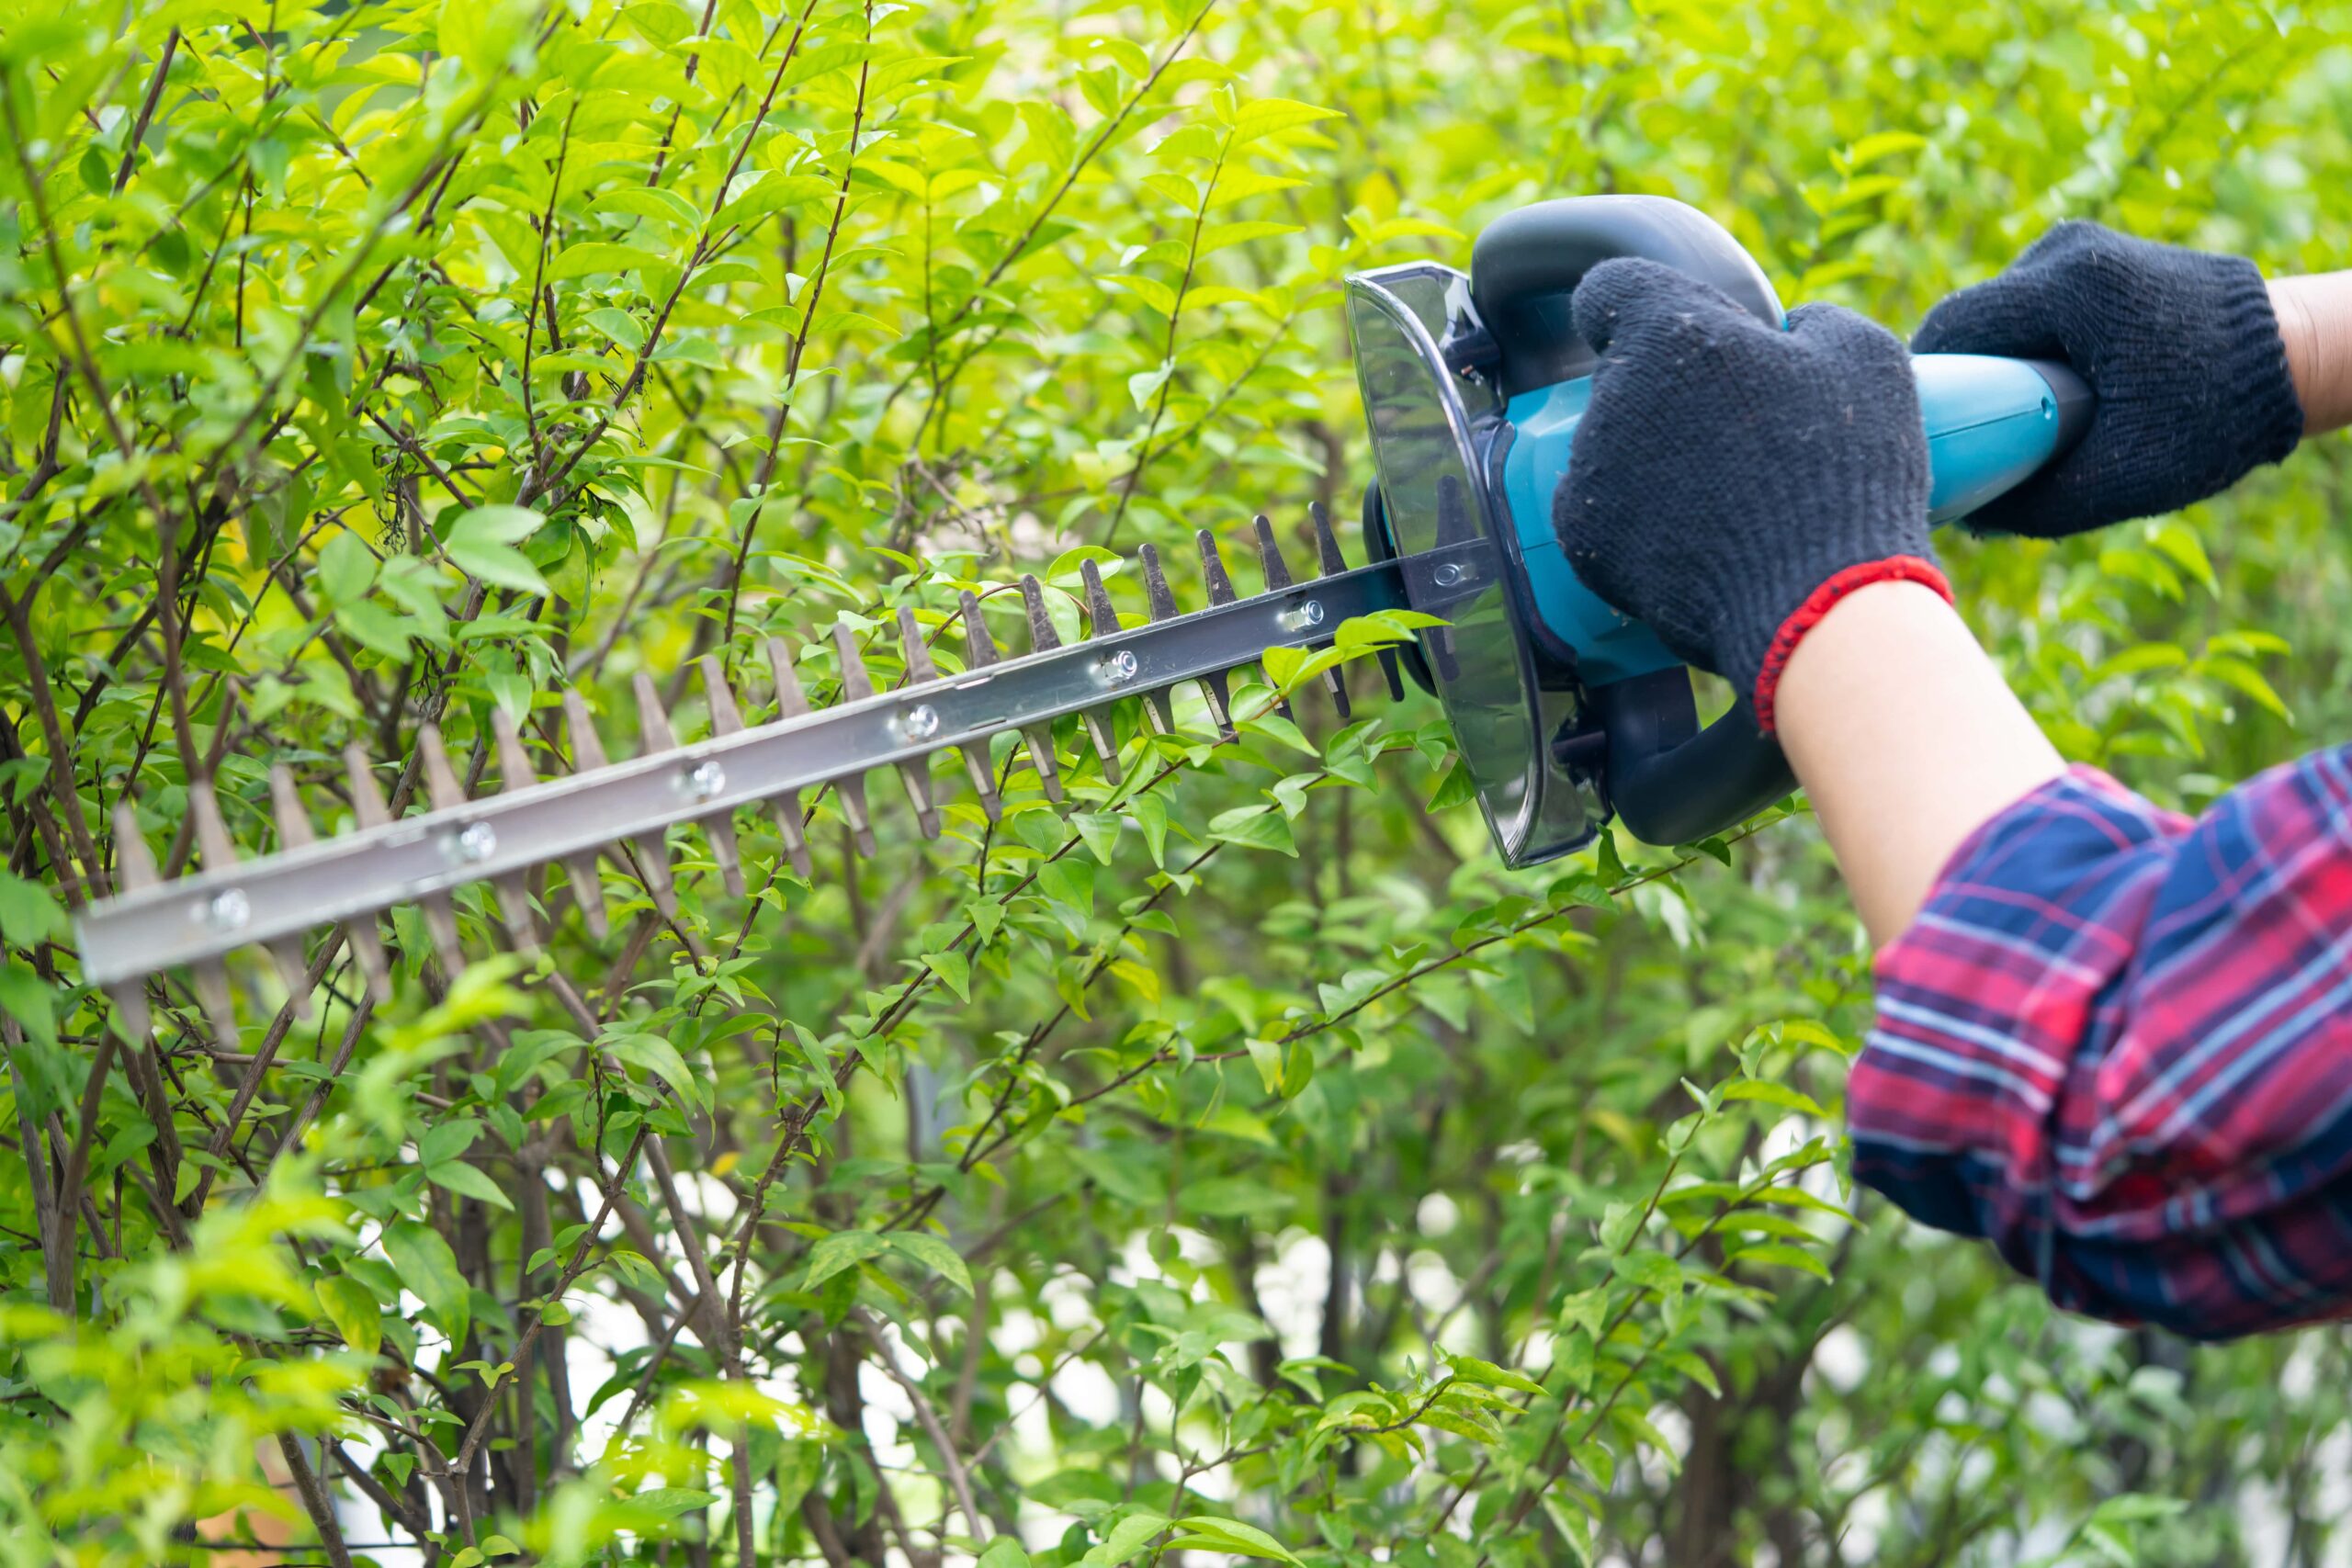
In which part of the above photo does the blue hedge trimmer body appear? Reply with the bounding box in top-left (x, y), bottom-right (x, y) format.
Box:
top-left (1349, 194), bottom-right (2088, 859)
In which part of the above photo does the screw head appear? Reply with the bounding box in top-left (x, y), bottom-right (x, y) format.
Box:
top-left (901, 704), bottom-right (941, 740)
top-left (686, 759), bottom-right (728, 799)
top-left (1100, 649), bottom-right (1140, 685)
top-left (202, 888), bottom-right (251, 931)
top-left (1278, 600), bottom-right (1327, 634)
top-left (1432, 563), bottom-right (1467, 588)
top-left (454, 821), bottom-right (498, 863)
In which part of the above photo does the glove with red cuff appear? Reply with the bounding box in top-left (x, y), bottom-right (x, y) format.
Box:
top-left (1553, 257), bottom-right (1941, 735)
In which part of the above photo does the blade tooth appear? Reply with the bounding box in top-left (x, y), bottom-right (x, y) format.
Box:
top-left (1020, 573), bottom-right (1062, 651)
top-left (828, 625), bottom-right (878, 856)
top-left (953, 593), bottom-right (1002, 822)
top-left (558, 694), bottom-right (613, 937)
top-left (1080, 558), bottom-right (1120, 637)
top-left (185, 778), bottom-right (243, 1043)
top-left (1197, 529), bottom-right (1238, 605)
top-left (413, 723), bottom-right (470, 975)
top-left (258, 766), bottom-right (320, 1012)
top-left (339, 748), bottom-right (396, 998)
top-left (1073, 563), bottom-right (1123, 782)
top-left (897, 606), bottom-right (943, 686)
top-left (769, 638), bottom-right (814, 716)
top-left (1302, 503), bottom-right (1354, 719)
top-left (1135, 546), bottom-right (1179, 737)
top-left (493, 704), bottom-right (543, 779)
top-left (701, 655), bottom-right (747, 736)
top-left (1250, 515), bottom-right (1297, 723)
top-left (1197, 669), bottom-right (1238, 742)
top-left (1311, 500), bottom-right (1349, 577)
top-left (487, 708), bottom-right (544, 949)
top-left (959, 590), bottom-right (1001, 668)
top-left (1194, 532), bottom-right (1240, 739)
top-left (1140, 543), bottom-right (1181, 621)
top-left (417, 721), bottom-right (466, 811)
top-left (890, 609), bottom-right (942, 840)
top-left (760, 639), bottom-right (815, 878)
top-left (267, 763), bottom-right (312, 848)
top-left (1361, 477), bottom-right (1410, 703)
top-left (1082, 716), bottom-right (1124, 786)
top-left (831, 622), bottom-right (878, 700)
top-left (627, 673), bottom-right (682, 915)
top-left (114, 804), bottom-right (160, 890)
top-left (695, 658), bottom-right (747, 896)
top-left (1013, 577), bottom-right (1065, 802)
top-left (107, 806), bottom-right (156, 1043)
top-left (1252, 513), bottom-right (1297, 592)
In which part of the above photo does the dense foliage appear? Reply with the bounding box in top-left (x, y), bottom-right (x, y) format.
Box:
top-left (4, 0), bottom-right (2351, 1563)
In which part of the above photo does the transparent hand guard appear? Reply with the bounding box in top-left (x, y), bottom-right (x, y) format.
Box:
top-left (1345, 264), bottom-right (1605, 867)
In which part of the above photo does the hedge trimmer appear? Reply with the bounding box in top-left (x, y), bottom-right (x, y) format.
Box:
top-left (73, 197), bottom-right (2088, 1040)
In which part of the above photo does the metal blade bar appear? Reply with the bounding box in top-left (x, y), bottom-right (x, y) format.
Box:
top-left (74, 556), bottom-right (1426, 985)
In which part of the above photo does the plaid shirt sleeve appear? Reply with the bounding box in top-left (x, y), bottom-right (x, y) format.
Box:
top-left (1849, 748), bottom-right (2352, 1340)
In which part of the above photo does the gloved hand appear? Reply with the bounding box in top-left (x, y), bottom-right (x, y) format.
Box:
top-left (1554, 257), bottom-right (1942, 735)
top-left (1912, 221), bottom-right (2304, 537)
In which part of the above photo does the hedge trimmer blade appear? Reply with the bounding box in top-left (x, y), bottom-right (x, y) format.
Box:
top-left (75, 506), bottom-right (1476, 1043)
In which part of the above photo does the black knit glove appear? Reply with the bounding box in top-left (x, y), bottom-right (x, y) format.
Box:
top-left (1555, 258), bottom-right (1941, 732)
top-left (1912, 221), bottom-right (2303, 537)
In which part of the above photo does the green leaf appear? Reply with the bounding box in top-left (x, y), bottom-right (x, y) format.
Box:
top-left (977, 1539), bottom-right (1032, 1568)
top-left (1165, 1517), bottom-right (1303, 1564)
top-left (883, 1232), bottom-right (973, 1295)
top-left (547, 242), bottom-right (673, 280)
top-left (1426, 760), bottom-right (1477, 812)
top-left (1206, 804), bottom-right (1296, 856)
top-left (418, 1118), bottom-right (481, 1168)
top-left (603, 1029), bottom-right (704, 1111)
top-left (382, 1222), bottom-right (470, 1348)
top-left (925, 949), bottom-right (971, 1002)
top-left (1179, 1178), bottom-right (1293, 1218)
top-left (1082, 1511), bottom-right (1169, 1565)
top-left (1070, 810), bottom-right (1122, 863)
top-left (1717, 1078), bottom-right (1828, 1120)
top-left (807, 1230), bottom-right (888, 1288)
top-left (445, 504), bottom-right (552, 595)
top-left (1611, 1249), bottom-right (1682, 1293)
top-left (316, 530), bottom-right (379, 605)
top-left (1445, 1354), bottom-right (1544, 1396)
top-left (334, 601), bottom-right (413, 661)
top-left (315, 1274), bottom-right (383, 1357)
top-left (1246, 1036), bottom-right (1284, 1096)
top-left (428, 1160), bottom-right (517, 1212)
top-left (1726, 1242), bottom-right (1833, 1281)
top-left (0, 873), bottom-right (66, 947)
top-left (1229, 97), bottom-right (1340, 146)
top-left (1036, 859), bottom-right (1096, 920)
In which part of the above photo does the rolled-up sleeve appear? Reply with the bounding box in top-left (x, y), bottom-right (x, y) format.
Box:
top-left (1849, 750), bottom-right (2352, 1339)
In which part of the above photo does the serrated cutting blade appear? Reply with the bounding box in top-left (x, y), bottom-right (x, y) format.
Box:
top-left (70, 513), bottom-right (1468, 1006)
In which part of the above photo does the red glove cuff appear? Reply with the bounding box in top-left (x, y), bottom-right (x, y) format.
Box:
top-left (1751, 557), bottom-right (1954, 736)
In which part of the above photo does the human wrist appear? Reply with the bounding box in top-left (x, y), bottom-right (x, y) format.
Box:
top-left (1748, 556), bottom-right (1951, 736)
top-left (1773, 579), bottom-right (2065, 942)
top-left (2271, 271), bottom-right (2352, 434)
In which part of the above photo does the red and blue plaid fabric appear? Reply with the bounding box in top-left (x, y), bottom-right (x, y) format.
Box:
top-left (1849, 750), bottom-right (2352, 1340)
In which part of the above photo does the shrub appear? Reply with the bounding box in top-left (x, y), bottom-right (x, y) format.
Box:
top-left (3, 1), bottom-right (2350, 1564)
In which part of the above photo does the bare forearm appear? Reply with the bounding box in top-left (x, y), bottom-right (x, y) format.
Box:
top-left (1772, 581), bottom-right (2065, 943)
top-left (2271, 270), bottom-right (2352, 435)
